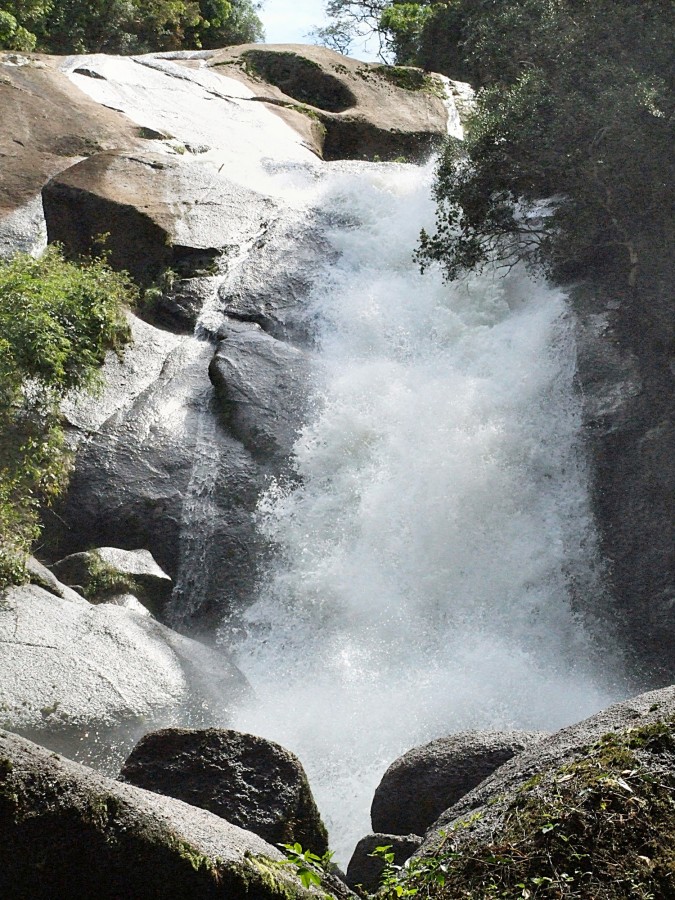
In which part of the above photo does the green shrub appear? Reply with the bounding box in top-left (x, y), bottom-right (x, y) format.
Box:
top-left (0, 247), bottom-right (133, 589)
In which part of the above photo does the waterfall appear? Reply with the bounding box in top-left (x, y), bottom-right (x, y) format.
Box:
top-left (226, 160), bottom-right (622, 864)
top-left (60, 53), bottom-right (623, 866)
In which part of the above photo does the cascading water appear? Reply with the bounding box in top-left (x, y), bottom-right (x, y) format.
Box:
top-left (226, 160), bottom-right (622, 863)
top-left (60, 53), bottom-right (624, 866)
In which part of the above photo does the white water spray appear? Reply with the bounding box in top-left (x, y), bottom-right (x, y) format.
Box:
top-left (62, 55), bottom-right (622, 865)
top-left (227, 161), bottom-right (621, 864)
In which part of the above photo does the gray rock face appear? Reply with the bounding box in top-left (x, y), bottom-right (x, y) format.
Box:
top-left (42, 149), bottom-right (275, 288)
top-left (25, 556), bottom-right (86, 605)
top-left (219, 210), bottom-right (337, 344)
top-left (422, 685), bottom-right (675, 851)
top-left (573, 280), bottom-right (675, 680)
top-left (209, 44), bottom-right (450, 162)
top-left (52, 547), bottom-right (173, 614)
top-left (120, 727), bottom-right (329, 854)
top-left (371, 730), bottom-right (548, 836)
top-left (209, 325), bottom-right (312, 464)
top-left (346, 834), bottom-right (422, 893)
top-left (0, 729), bottom-right (327, 899)
top-left (42, 337), bottom-right (264, 630)
top-left (0, 584), bottom-right (250, 770)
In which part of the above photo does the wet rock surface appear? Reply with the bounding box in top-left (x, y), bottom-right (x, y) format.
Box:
top-left (0, 729), bottom-right (327, 899)
top-left (573, 281), bottom-right (675, 681)
top-left (218, 210), bottom-right (336, 344)
top-left (210, 325), bottom-right (312, 465)
top-left (41, 336), bottom-right (264, 632)
top-left (371, 730), bottom-right (548, 837)
top-left (120, 727), bottom-right (329, 854)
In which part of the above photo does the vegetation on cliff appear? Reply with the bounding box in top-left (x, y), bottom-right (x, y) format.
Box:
top-left (319, 0), bottom-right (674, 290)
top-left (0, 0), bottom-right (263, 54)
top-left (371, 719), bottom-right (675, 899)
top-left (0, 248), bottom-right (132, 587)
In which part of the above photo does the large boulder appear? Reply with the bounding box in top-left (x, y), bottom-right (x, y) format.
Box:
top-left (0, 584), bottom-right (250, 770)
top-left (0, 729), bottom-right (334, 899)
top-left (42, 149), bottom-right (275, 288)
top-left (411, 687), bottom-right (675, 898)
top-left (346, 834), bottom-right (422, 893)
top-left (51, 547), bottom-right (173, 614)
top-left (209, 45), bottom-right (450, 162)
top-left (371, 730), bottom-right (548, 836)
top-left (0, 52), bottom-right (140, 254)
top-left (120, 727), bottom-right (329, 855)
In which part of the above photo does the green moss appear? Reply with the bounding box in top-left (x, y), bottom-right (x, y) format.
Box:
top-left (170, 836), bottom-right (221, 879)
top-left (372, 65), bottom-right (445, 97)
top-left (84, 551), bottom-right (139, 601)
top-left (245, 854), bottom-right (312, 900)
top-left (381, 718), bottom-right (675, 899)
top-left (232, 49), bottom-right (322, 83)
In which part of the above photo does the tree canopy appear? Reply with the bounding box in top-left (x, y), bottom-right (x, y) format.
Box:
top-left (317, 0), bottom-right (674, 289)
top-left (0, 0), bottom-right (263, 54)
top-left (0, 248), bottom-right (133, 587)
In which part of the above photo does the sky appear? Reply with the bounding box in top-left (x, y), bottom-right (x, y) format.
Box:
top-left (258, 0), bottom-right (380, 60)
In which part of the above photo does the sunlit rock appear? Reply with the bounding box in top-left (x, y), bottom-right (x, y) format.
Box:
top-left (0, 584), bottom-right (250, 770)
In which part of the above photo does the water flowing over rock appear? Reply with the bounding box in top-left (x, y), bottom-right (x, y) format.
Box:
top-left (0, 729), bottom-right (331, 899)
top-left (4, 39), bottom-right (669, 873)
top-left (120, 727), bottom-right (329, 854)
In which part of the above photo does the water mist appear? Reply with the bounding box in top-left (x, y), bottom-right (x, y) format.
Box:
top-left (227, 161), bottom-right (622, 864)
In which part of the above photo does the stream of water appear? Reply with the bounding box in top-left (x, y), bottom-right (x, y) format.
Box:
top-left (63, 54), bottom-right (623, 866)
top-left (224, 160), bottom-right (621, 864)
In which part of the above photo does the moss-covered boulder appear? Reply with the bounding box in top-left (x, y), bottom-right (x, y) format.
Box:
top-left (0, 729), bottom-right (333, 899)
top-left (394, 687), bottom-right (675, 900)
top-left (120, 728), bottom-right (329, 855)
top-left (208, 44), bottom-right (450, 162)
top-left (51, 546), bottom-right (173, 613)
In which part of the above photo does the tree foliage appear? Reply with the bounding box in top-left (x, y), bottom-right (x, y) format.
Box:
top-left (0, 248), bottom-right (133, 588)
top-left (317, 0), bottom-right (673, 287)
top-left (0, 0), bottom-right (263, 54)
top-left (415, 0), bottom-right (674, 287)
